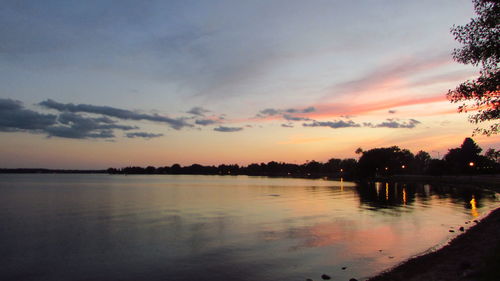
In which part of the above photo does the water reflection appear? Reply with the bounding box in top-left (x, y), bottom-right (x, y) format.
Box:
top-left (355, 181), bottom-right (496, 211)
top-left (470, 196), bottom-right (479, 218)
top-left (0, 175), bottom-right (497, 281)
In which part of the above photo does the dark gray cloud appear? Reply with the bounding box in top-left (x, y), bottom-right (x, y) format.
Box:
top-left (283, 114), bottom-right (311, 121)
top-left (388, 110), bottom-right (397, 114)
top-left (258, 106), bottom-right (316, 117)
top-left (259, 108), bottom-right (281, 116)
top-left (45, 126), bottom-right (115, 139)
top-left (44, 112), bottom-right (138, 139)
top-left (0, 98), bottom-right (57, 132)
top-left (285, 106), bottom-right (315, 114)
top-left (281, 123), bottom-right (294, 128)
top-left (39, 99), bottom-right (192, 130)
top-left (301, 117), bottom-right (421, 130)
top-left (364, 118), bottom-right (421, 129)
top-left (125, 132), bottom-right (164, 139)
top-left (187, 106), bottom-right (211, 116)
top-left (57, 112), bottom-right (137, 131)
top-left (0, 98), bottom-right (22, 110)
top-left (0, 98), bottom-right (167, 140)
top-left (257, 106), bottom-right (316, 122)
top-left (195, 119), bottom-right (218, 126)
top-left (303, 120), bottom-right (361, 129)
top-left (213, 126), bottom-right (243, 132)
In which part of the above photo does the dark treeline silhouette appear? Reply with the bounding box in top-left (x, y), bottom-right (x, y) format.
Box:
top-left (0, 168), bottom-right (107, 174)
top-left (107, 159), bottom-right (358, 179)
top-left (107, 137), bottom-right (499, 179)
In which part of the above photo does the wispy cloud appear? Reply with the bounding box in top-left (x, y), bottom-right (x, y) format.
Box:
top-left (322, 54), bottom-right (451, 101)
top-left (364, 118), bottom-right (421, 129)
top-left (187, 106), bottom-right (211, 116)
top-left (39, 99), bottom-right (192, 130)
top-left (258, 106), bottom-right (316, 118)
top-left (256, 106), bottom-right (316, 123)
top-left (301, 118), bottom-right (422, 130)
top-left (195, 119), bottom-right (219, 126)
top-left (125, 132), bottom-right (164, 139)
top-left (303, 120), bottom-right (361, 129)
top-left (310, 95), bottom-right (447, 118)
top-left (213, 126), bottom-right (243, 132)
top-left (283, 114), bottom-right (311, 121)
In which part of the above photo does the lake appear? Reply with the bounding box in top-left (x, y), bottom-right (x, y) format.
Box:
top-left (0, 174), bottom-right (498, 281)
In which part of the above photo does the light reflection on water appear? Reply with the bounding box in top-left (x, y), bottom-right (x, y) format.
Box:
top-left (0, 174), bottom-right (497, 281)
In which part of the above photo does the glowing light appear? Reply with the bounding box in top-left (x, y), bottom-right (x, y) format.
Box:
top-left (470, 196), bottom-right (479, 218)
top-left (401, 165), bottom-right (405, 169)
top-left (385, 183), bottom-right (389, 201)
top-left (469, 162), bottom-right (474, 167)
top-left (403, 188), bottom-right (407, 205)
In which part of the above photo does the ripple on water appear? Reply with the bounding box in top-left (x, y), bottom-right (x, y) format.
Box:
top-left (0, 174), bottom-right (497, 281)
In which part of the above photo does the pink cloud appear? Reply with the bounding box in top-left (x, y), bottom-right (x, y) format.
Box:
top-left (310, 95), bottom-right (447, 118)
top-left (321, 54), bottom-right (452, 101)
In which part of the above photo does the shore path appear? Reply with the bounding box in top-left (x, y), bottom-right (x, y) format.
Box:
top-left (367, 207), bottom-right (500, 281)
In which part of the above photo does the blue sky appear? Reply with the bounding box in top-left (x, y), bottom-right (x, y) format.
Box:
top-left (1, 0), bottom-right (498, 168)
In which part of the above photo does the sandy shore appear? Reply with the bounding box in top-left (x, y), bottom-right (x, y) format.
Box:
top-left (367, 207), bottom-right (500, 281)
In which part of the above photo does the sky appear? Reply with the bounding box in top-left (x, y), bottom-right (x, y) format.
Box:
top-left (1, 0), bottom-right (498, 169)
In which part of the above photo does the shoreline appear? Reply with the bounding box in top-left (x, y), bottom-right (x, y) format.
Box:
top-left (367, 207), bottom-right (500, 281)
top-left (388, 174), bottom-right (500, 192)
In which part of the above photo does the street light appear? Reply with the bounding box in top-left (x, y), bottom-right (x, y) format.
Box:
top-left (469, 162), bottom-right (474, 167)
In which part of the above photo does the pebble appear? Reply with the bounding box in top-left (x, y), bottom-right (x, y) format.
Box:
top-left (321, 274), bottom-right (331, 280)
top-left (449, 230), bottom-right (455, 232)
top-left (459, 226), bottom-right (465, 231)
top-left (306, 279), bottom-right (313, 281)
top-left (342, 267), bottom-right (347, 270)
top-left (350, 279), bottom-right (358, 281)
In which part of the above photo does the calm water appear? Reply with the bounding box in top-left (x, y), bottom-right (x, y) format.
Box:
top-left (0, 174), bottom-right (498, 281)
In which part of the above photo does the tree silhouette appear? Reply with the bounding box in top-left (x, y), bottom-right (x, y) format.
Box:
top-left (413, 150), bottom-right (432, 174)
top-left (484, 148), bottom-right (499, 162)
top-left (443, 137), bottom-right (491, 173)
top-left (447, 0), bottom-right (499, 135)
top-left (357, 146), bottom-right (414, 177)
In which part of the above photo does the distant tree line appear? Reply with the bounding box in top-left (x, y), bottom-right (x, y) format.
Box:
top-left (0, 168), bottom-right (106, 174)
top-left (107, 138), bottom-right (499, 179)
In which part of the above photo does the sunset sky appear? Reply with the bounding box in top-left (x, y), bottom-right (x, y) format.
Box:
top-left (1, 0), bottom-right (499, 169)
